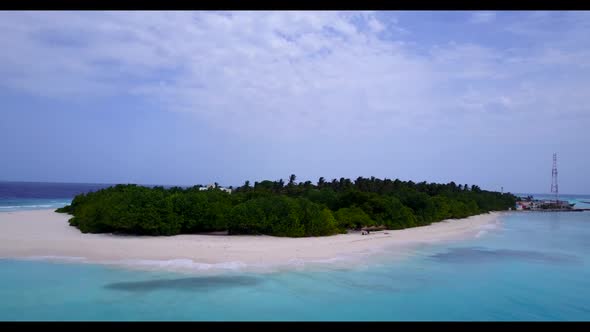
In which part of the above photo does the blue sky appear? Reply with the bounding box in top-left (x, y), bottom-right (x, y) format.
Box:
top-left (1, 11), bottom-right (589, 194)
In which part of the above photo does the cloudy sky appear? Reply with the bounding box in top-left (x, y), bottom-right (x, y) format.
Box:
top-left (1, 11), bottom-right (589, 194)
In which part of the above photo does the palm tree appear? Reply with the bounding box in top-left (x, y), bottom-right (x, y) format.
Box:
top-left (288, 174), bottom-right (296, 186)
top-left (318, 177), bottom-right (325, 188)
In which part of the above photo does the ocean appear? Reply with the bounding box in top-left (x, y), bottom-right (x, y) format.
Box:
top-left (1, 182), bottom-right (589, 321)
top-left (0, 181), bottom-right (110, 212)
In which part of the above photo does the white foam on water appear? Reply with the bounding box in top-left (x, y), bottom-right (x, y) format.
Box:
top-left (481, 223), bottom-right (499, 230)
top-left (11, 253), bottom-right (365, 275)
top-left (97, 258), bottom-right (250, 274)
top-left (0, 204), bottom-right (59, 209)
top-left (307, 256), bottom-right (349, 264)
top-left (21, 255), bottom-right (87, 262)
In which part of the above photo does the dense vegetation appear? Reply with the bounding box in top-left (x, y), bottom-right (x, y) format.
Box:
top-left (56, 176), bottom-right (516, 237)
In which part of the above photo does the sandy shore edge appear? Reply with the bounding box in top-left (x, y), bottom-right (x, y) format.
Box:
top-left (0, 209), bottom-right (503, 273)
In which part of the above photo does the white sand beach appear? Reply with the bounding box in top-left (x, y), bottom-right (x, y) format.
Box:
top-left (0, 209), bottom-right (502, 272)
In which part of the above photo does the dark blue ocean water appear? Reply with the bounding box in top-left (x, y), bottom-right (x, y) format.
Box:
top-left (0, 181), bottom-right (189, 212)
top-left (0, 181), bottom-right (111, 212)
top-left (1, 183), bottom-right (590, 320)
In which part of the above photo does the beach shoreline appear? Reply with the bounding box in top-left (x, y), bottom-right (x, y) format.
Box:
top-left (0, 209), bottom-right (503, 273)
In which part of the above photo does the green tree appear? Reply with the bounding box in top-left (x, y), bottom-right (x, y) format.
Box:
top-left (288, 174), bottom-right (297, 186)
top-left (56, 177), bottom-right (516, 237)
top-left (334, 207), bottom-right (374, 230)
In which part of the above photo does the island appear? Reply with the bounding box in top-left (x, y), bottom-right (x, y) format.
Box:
top-left (56, 175), bottom-right (517, 237)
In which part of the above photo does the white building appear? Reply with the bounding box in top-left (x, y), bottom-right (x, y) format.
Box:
top-left (199, 184), bottom-right (232, 194)
top-left (199, 184), bottom-right (214, 191)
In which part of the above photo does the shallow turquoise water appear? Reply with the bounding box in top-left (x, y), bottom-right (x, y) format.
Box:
top-left (0, 198), bottom-right (72, 212)
top-left (1, 211), bottom-right (590, 321)
top-left (0, 181), bottom-right (108, 212)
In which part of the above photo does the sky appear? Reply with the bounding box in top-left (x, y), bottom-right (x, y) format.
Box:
top-left (1, 11), bottom-right (589, 194)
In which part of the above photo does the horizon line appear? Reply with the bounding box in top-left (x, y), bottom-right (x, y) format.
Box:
top-left (1, 179), bottom-right (588, 196)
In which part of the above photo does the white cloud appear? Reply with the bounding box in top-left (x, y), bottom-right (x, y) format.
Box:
top-left (469, 11), bottom-right (496, 24)
top-left (0, 11), bottom-right (589, 141)
top-left (368, 18), bottom-right (385, 33)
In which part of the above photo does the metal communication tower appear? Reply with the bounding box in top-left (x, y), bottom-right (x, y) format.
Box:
top-left (551, 153), bottom-right (559, 204)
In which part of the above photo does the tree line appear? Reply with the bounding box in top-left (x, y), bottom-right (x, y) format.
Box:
top-left (56, 175), bottom-right (516, 237)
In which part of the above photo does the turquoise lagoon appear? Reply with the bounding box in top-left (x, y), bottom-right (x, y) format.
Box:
top-left (1, 211), bottom-right (589, 320)
top-left (1, 183), bottom-right (589, 321)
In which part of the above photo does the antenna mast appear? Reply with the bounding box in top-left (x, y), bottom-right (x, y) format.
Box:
top-left (551, 153), bottom-right (559, 204)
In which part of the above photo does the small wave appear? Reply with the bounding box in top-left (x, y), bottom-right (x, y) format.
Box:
top-left (0, 203), bottom-right (70, 211)
top-left (0, 204), bottom-right (57, 209)
top-left (104, 258), bottom-right (249, 272)
top-left (115, 255), bottom-right (366, 274)
top-left (14, 252), bottom-right (375, 275)
top-left (22, 255), bottom-right (87, 262)
top-left (15, 256), bottom-right (254, 274)
top-left (285, 258), bottom-right (306, 267)
top-left (308, 256), bottom-right (348, 264)
top-left (480, 223), bottom-right (498, 230)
